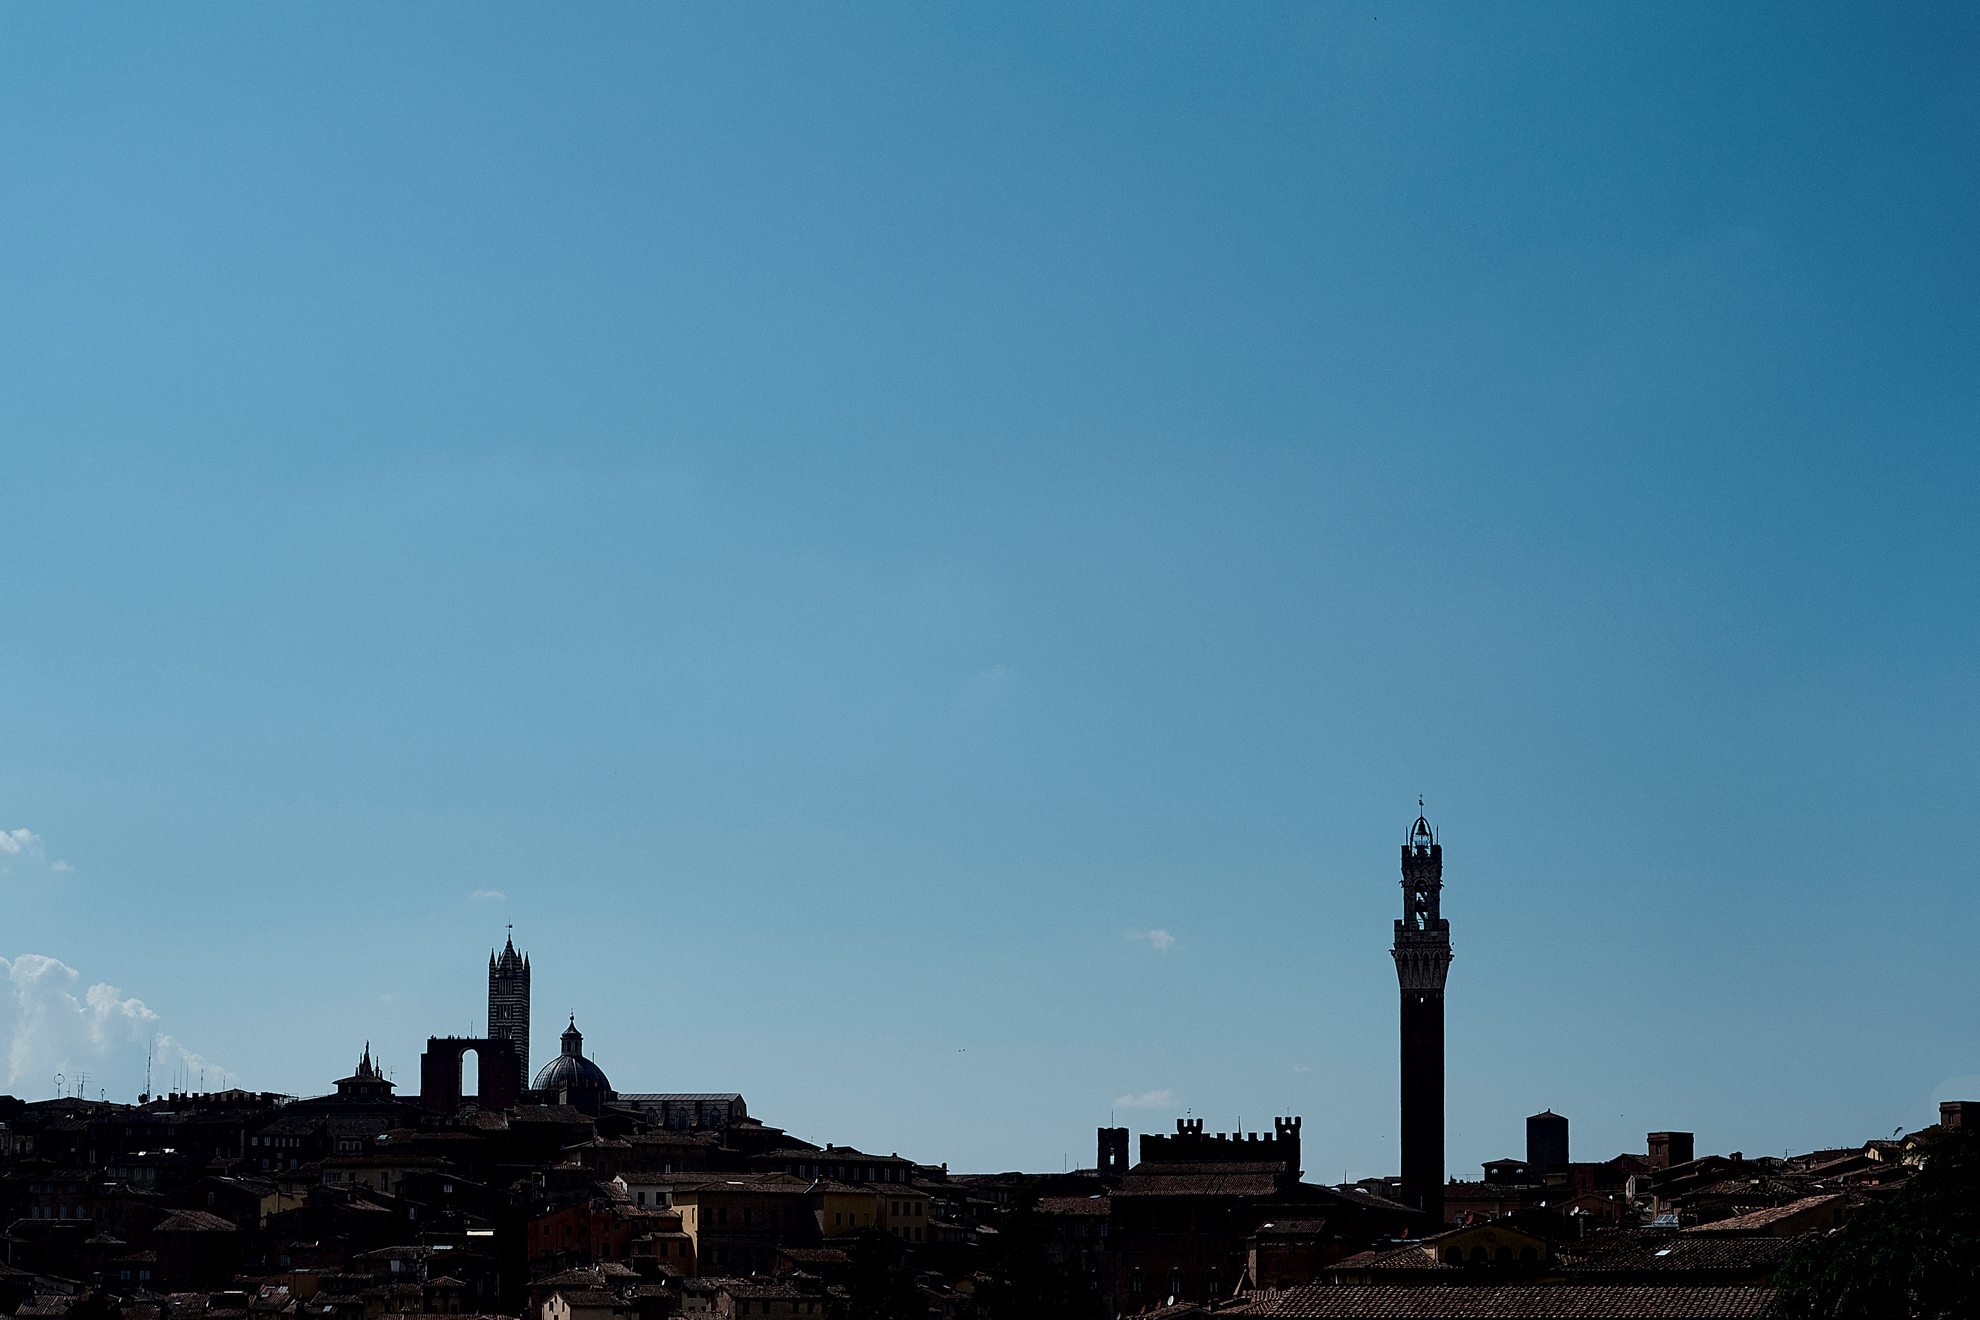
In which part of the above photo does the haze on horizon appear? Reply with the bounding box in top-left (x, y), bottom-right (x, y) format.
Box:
top-left (1, 5), bottom-right (1975, 1180)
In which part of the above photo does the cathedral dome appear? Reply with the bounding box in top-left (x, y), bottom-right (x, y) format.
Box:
top-left (531, 1015), bottom-right (612, 1094)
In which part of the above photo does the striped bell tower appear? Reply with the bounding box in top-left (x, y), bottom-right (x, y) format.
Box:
top-left (488, 928), bottom-right (531, 1088)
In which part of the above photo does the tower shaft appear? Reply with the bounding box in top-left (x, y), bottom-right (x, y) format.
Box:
top-left (488, 935), bottom-right (531, 1088)
top-left (1392, 811), bottom-right (1452, 1224)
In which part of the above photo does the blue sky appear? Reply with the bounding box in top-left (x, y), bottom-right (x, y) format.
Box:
top-left (1, 4), bottom-right (1975, 1179)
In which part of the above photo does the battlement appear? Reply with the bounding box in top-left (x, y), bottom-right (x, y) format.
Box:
top-left (1139, 1115), bottom-right (1303, 1176)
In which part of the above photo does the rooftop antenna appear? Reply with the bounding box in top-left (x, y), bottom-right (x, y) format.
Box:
top-left (145, 1036), bottom-right (155, 1101)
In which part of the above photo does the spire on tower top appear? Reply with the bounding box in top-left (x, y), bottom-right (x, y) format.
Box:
top-left (1409, 800), bottom-right (1435, 851)
top-left (493, 928), bottom-right (527, 973)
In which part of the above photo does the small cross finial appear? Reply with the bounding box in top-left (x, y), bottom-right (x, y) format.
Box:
top-left (1418, 795), bottom-right (1424, 812)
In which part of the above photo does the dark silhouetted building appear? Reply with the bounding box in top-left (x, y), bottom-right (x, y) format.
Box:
top-left (1648, 1130), bottom-right (1696, 1170)
top-left (534, 1015), bottom-right (615, 1116)
top-left (1098, 1126), bottom-right (1130, 1178)
top-left (1391, 805), bottom-right (1452, 1224)
top-left (1527, 1109), bottom-right (1570, 1174)
top-left (420, 1035), bottom-right (524, 1112)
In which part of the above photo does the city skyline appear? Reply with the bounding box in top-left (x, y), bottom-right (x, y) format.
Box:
top-left (3, 3), bottom-right (1976, 1185)
top-left (1, 795), bottom-right (1966, 1182)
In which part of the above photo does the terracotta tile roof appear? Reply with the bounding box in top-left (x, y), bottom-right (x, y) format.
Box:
top-left (508, 1106), bottom-right (592, 1125)
top-left (1253, 1217), bottom-right (1331, 1236)
top-left (1680, 1194), bottom-right (1846, 1235)
top-left (1561, 1235), bottom-right (1798, 1275)
top-left (1328, 1186), bottom-right (1419, 1215)
top-left (615, 1093), bottom-right (744, 1103)
top-left (721, 1282), bottom-right (805, 1300)
top-left (1682, 1175), bottom-right (1813, 1204)
top-left (1035, 1196), bottom-right (1109, 1216)
top-left (155, 1210), bottom-right (238, 1232)
top-left (1336, 1241), bottom-right (1460, 1273)
top-left (547, 1291), bottom-right (622, 1308)
top-left (667, 1173), bottom-right (809, 1193)
top-left (1230, 1284), bottom-right (1778, 1317)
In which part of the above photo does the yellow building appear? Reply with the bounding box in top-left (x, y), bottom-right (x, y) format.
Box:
top-left (875, 1185), bottom-right (932, 1245)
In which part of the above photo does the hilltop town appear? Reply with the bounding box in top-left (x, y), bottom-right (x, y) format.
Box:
top-left (0, 818), bottom-right (1967, 1319)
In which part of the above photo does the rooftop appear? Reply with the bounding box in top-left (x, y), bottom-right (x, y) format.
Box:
top-left (1229, 1284), bottom-right (1778, 1318)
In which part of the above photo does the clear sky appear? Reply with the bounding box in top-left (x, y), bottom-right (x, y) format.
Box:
top-left (1, 4), bottom-right (1975, 1180)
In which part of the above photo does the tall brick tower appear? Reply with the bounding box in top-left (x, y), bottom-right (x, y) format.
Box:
top-left (488, 929), bottom-right (531, 1088)
top-left (1392, 803), bottom-right (1452, 1224)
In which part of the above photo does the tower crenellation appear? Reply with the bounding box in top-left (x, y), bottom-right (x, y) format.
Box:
top-left (1137, 1115), bottom-right (1304, 1178)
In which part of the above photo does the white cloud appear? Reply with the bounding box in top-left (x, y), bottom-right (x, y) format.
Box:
top-left (0, 954), bottom-right (230, 1099)
top-left (0, 828), bottom-right (44, 858)
top-left (0, 828), bottom-right (69, 877)
top-left (1114, 1088), bottom-right (1174, 1110)
top-left (468, 888), bottom-right (506, 902)
top-left (1125, 928), bottom-right (1177, 954)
